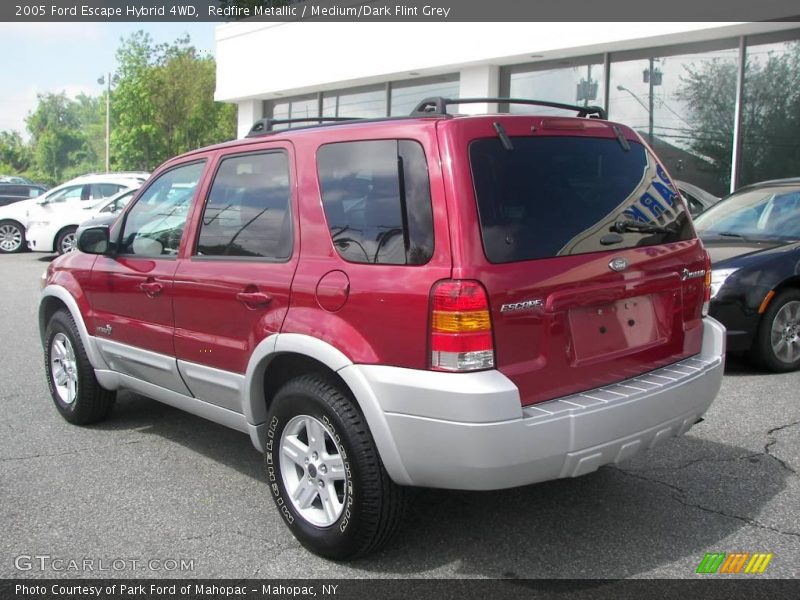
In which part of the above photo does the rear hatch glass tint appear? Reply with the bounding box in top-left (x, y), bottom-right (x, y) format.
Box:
top-left (469, 136), bottom-right (693, 263)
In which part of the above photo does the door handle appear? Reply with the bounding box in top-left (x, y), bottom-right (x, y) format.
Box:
top-left (236, 291), bottom-right (272, 308)
top-left (139, 281), bottom-right (163, 297)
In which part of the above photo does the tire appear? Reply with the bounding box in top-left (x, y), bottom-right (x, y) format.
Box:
top-left (55, 226), bottom-right (78, 255)
top-left (0, 220), bottom-right (25, 253)
top-left (44, 310), bottom-right (115, 424)
top-left (750, 289), bottom-right (800, 372)
top-left (265, 374), bottom-right (406, 560)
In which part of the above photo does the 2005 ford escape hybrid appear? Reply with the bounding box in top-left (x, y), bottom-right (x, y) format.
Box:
top-left (38, 97), bottom-right (725, 559)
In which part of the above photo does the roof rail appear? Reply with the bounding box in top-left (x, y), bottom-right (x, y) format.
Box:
top-left (410, 97), bottom-right (607, 120)
top-left (246, 117), bottom-right (363, 137)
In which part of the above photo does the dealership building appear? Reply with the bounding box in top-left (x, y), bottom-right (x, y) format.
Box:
top-left (215, 21), bottom-right (800, 196)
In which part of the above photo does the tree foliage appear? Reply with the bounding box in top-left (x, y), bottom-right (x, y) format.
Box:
top-left (676, 42), bottom-right (800, 187)
top-left (25, 93), bottom-right (85, 182)
top-left (112, 31), bottom-right (236, 170)
top-left (0, 131), bottom-right (30, 174)
top-left (0, 31), bottom-right (235, 184)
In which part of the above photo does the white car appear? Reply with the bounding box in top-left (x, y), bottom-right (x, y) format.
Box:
top-left (0, 172), bottom-right (147, 254)
top-left (675, 180), bottom-right (721, 216)
top-left (27, 186), bottom-right (139, 254)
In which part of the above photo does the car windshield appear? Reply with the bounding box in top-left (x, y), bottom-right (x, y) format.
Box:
top-left (694, 185), bottom-right (800, 241)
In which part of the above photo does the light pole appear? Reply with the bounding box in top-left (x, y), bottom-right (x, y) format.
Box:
top-left (616, 84), bottom-right (652, 144)
top-left (97, 72), bottom-right (112, 172)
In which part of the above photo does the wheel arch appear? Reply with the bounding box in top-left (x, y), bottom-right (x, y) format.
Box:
top-left (0, 218), bottom-right (26, 252)
top-left (244, 333), bottom-right (411, 485)
top-left (40, 285), bottom-right (107, 370)
top-left (772, 276), bottom-right (800, 295)
top-left (54, 224), bottom-right (79, 253)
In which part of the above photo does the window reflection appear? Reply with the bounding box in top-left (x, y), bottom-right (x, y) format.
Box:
top-left (741, 40), bottom-right (800, 186)
top-left (507, 62), bottom-right (605, 116)
top-left (323, 86), bottom-right (385, 119)
top-left (609, 48), bottom-right (738, 197)
top-left (390, 77), bottom-right (459, 116)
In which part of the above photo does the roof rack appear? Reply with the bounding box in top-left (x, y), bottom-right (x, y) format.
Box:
top-left (246, 117), bottom-right (363, 137)
top-left (410, 97), bottom-right (607, 120)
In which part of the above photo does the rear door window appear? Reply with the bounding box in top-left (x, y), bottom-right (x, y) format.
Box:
top-left (470, 136), bottom-right (692, 263)
top-left (317, 140), bottom-right (434, 265)
top-left (90, 183), bottom-right (125, 199)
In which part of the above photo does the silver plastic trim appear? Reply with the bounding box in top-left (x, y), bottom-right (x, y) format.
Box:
top-left (354, 317), bottom-right (726, 489)
top-left (96, 338), bottom-right (192, 396)
top-left (177, 359), bottom-right (245, 413)
top-left (94, 370), bottom-right (250, 434)
top-left (40, 285), bottom-right (108, 370)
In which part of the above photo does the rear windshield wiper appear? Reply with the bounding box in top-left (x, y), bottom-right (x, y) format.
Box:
top-left (493, 122), bottom-right (514, 151)
top-left (611, 219), bottom-right (675, 235)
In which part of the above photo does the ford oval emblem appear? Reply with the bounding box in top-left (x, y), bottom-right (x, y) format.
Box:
top-left (609, 257), bottom-right (628, 272)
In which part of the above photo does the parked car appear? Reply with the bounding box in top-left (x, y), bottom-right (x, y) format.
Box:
top-left (675, 180), bottom-right (721, 216)
top-left (0, 173), bottom-right (145, 253)
top-left (0, 175), bottom-right (33, 184)
top-left (694, 177), bottom-right (800, 372)
top-left (0, 183), bottom-right (48, 208)
top-left (27, 186), bottom-right (139, 255)
top-left (39, 97), bottom-right (724, 559)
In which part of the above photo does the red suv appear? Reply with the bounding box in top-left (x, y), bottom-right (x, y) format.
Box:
top-left (39, 98), bottom-right (725, 559)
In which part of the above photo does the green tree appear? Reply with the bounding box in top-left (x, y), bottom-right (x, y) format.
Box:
top-left (25, 93), bottom-right (86, 182)
top-left (676, 42), bottom-right (800, 187)
top-left (0, 131), bottom-right (30, 173)
top-left (112, 31), bottom-right (236, 171)
top-left (70, 93), bottom-right (106, 175)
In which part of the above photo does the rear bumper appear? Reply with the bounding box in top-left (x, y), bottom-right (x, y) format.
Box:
top-left (349, 317), bottom-right (725, 490)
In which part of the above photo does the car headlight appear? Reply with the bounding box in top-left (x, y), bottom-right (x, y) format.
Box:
top-left (27, 220), bottom-right (50, 229)
top-left (710, 268), bottom-right (739, 299)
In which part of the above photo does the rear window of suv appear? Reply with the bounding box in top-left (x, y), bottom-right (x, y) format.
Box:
top-left (469, 136), bottom-right (692, 263)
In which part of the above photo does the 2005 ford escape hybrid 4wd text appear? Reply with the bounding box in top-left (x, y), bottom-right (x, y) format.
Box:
top-left (38, 97), bottom-right (725, 559)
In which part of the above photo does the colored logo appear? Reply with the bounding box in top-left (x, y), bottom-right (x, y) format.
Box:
top-left (696, 552), bottom-right (773, 574)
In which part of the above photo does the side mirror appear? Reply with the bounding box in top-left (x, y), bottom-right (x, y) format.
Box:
top-left (76, 225), bottom-right (111, 255)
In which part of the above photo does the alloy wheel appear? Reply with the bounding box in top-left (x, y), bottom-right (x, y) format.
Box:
top-left (771, 300), bottom-right (800, 365)
top-left (279, 414), bottom-right (348, 527)
top-left (50, 332), bottom-right (79, 405)
top-left (0, 223), bottom-right (22, 252)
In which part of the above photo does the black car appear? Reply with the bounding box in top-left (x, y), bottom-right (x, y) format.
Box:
top-left (0, 183), bottom-right (48, 207)
top-left (694, 178), bottom-right (800, 372)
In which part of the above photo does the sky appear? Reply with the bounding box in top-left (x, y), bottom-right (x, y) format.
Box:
top-left (0, 22), bottom-right (217, 137)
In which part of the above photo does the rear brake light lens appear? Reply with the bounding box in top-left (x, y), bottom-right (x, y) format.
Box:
top-left (430, 280), bottom-right (494, 372)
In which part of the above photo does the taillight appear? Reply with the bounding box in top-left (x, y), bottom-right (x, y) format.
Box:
top-left (702, 250), bottom-right (712, 317)
top-left (430, 280), bottom-right (494, 372)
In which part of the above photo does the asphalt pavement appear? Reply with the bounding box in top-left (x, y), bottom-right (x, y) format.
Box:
top-left (1, 252), bottom-right (798, 579)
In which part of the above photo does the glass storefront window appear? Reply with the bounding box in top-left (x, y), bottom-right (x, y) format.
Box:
top-left (390, 76), bottom-right (459, 116)
top-left (740, 39), bottom-right (800, 186)
top-left (506, 61), bottom-right (605, 116)
top-left (609, 47), bottom-right (738, 197)
top-left (323, 86), bottom-right (386, 119)
top-left (269, 95), bottom-right (318, 128)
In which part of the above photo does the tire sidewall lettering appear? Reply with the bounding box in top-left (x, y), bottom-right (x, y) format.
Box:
top-left (265, 415), bottom-right (294, 525)
top-left (321, 414), bottom-right (354, 533)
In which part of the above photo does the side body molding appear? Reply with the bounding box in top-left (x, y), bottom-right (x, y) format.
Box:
top-left (39, 291), bottom-right (412, 487)
top-left (244, 333), bottom-right (412, 486)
